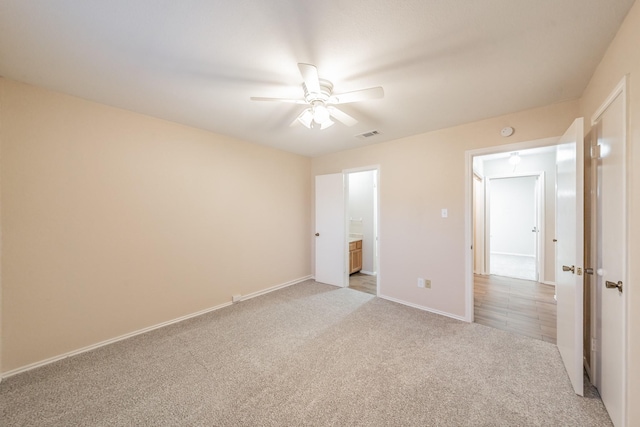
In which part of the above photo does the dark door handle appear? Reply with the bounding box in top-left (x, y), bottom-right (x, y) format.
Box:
top-left (605, 280), bottom-right (623, 293)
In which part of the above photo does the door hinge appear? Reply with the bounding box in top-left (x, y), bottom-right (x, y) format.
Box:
top-left (590, 144), bottom-right (602, 159)
top-left (591, 338), bottom-right (597, 352)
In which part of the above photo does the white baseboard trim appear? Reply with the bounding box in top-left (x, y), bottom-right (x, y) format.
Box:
top-left (490, 252), bottom-right (535, 258)
top-left (541, 280), bottom-right (556, 287)
top-left (1, 275), bottom-right (313, 380)
top-left (378, 294), bottom-right (467, 322)
top-left (234, 275), bottom-right (313, 302)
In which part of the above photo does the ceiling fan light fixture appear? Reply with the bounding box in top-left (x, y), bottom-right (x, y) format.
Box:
top-left (508, 152), bottom-right (521, 165)
top-left (319, 118), bottom-right (334, 130)
top-left (252, 63), bottom-right (383, 131)
top-left (312, 102), bottom-right (330, 124)
top-left (296, 108), bottom-right (314, 128)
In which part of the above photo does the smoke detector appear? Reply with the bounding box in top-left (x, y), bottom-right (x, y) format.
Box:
top-left (501, 126), bottom-right (514, 137)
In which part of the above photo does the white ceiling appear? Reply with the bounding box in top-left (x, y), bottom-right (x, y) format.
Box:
top-left (0, 1), bottom-right (635, 157)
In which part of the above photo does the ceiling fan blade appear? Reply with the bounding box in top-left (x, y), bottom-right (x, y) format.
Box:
top-left (250, 96), bottom-right (307, 104)
top-left (331, 86), bottom-right (384, 104)
top-left (327, 106), bottom-right (357, 126)
top-left (298, 63), bottom-right (321, 94)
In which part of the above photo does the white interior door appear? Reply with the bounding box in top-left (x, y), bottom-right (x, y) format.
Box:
top-left (487, 175), bottom-right (538, 281)
top-left (315, 174), bottom-right (345, 287)
top-left (555, 117), bottom-right (584, 396)
top-left (593, 86), bottom-right (626, 427)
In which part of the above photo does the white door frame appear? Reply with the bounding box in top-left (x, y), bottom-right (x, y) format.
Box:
top-left (343, 165), bottom-right (381, 295)
top-left (464, 137), bottom-right (558, 321)
top-left (484, 172), bottom-right (545, 282)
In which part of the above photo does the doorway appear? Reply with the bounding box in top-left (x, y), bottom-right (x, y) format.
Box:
top-left (468, 140), bottom-right (559, 343)
top-left (473, 149), bottom-right (554, 284)
top-left (314, 167), bottom-right (380, 296)
top-left (486, 174), bottom-right (542, 281)
top-left (346, 169), bottom-right (378, 296)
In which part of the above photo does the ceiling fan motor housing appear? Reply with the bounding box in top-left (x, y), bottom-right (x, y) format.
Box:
top-left (303, 79), bottom-right (333, 104)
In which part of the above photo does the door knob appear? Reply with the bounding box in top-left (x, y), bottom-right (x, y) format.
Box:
top-left (315, 233), bottom-right (320, 236)
top-left (562, 265), bottom-right (575, 273)
top-left (605, 280), bottom-right (623, 293)
top-left (585, 268), bottom-right (594, 275)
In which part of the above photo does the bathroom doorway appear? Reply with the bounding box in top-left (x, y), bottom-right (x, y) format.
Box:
top-left (346, 169), bottom-right (378, 295)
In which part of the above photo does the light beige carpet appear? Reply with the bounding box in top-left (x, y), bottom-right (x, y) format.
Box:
top-left (0, 280), bottom-right (612, 426)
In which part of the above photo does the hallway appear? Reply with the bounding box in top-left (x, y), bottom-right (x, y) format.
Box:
top-left (474, 274), bottom-right (556, 343)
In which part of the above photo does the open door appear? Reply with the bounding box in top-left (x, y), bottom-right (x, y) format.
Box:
top-left (555, 117), bottom-right (584, 396)
top-left (487, 174), bottom-right (540, 281)
top-left (315, 174), bottom-right (346, 287)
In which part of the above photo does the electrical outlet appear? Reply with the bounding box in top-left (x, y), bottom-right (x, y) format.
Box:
top-left (232, 294), bottom-right (242, 303)
top-left (424, 279), bottom-right (431, 289)
top-left (417, 278), bottom-right (425, 288)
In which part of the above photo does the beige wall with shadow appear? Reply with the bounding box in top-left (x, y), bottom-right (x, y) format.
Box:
top-left (0, 79), bottom-right (312, 372)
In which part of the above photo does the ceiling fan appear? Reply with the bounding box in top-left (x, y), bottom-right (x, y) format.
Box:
top-left (250, 63), bottom-right (384, 130)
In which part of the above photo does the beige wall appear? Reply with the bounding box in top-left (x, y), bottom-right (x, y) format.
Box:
top-left (313, 100), bottom-right (580, 317)
top-left (0, 78), bottom-right (312, 373)
top-left (579, 1), bottom-right (640, 424)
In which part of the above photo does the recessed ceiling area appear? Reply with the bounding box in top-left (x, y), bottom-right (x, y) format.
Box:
top-left (0, 0), bottom-right (635, 157)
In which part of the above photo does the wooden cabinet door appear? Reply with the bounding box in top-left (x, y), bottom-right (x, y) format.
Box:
top-left (349, 240), bottom-right (363, 274)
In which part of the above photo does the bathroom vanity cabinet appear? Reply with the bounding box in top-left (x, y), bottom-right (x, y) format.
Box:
top-left (349, 239), bottom-right (362, 274)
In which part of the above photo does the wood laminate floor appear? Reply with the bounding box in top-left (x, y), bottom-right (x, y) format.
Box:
top-left (349, 272), bottom-right (377, 295)
top-left (474, 274), bottom-right (557, 344)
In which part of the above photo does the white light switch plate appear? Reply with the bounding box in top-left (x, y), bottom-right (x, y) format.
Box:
top-left (441, 209), bottom-right (448, 218)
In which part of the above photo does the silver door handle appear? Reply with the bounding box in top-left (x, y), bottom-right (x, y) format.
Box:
top-left (315, 233), bottom-right (320, 236)
top-left (605, 280), bottom-right (623, 293)
top-left (585, 268), bottom-right (594, 275)
top-left (562, 265), bottom-right (575, 273)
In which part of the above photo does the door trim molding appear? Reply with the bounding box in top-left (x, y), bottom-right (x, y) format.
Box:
top-left (591, 75), bottom-right (627, 125)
